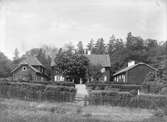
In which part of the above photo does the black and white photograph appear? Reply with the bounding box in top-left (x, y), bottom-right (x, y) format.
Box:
top-left (0, 0), bottom-right (167, 121)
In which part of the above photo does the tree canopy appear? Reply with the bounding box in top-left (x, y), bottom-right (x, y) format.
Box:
top-left (54, 52), bottom-right (89, 83)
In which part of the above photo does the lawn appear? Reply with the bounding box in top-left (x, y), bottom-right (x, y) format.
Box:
top-left (0, 98), bottom-right (166, 122)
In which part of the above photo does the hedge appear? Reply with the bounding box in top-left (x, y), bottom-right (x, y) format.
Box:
top-left (88, 90), bottom-right (167, 109)
top-left (0, 81), bottom-right (76, 102)
top-left (86, 83), bottom-right (142, 91)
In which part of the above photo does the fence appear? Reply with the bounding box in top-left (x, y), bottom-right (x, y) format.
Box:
top-left (86, 83), bottom-right (142, 91)
top-left (0, 80), bottom-right (76, 102)
top-left (87, 90), bottom-right (167, 109)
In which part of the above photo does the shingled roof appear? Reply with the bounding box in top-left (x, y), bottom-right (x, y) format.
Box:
top-left (11, 56), bottom-right (44, 73)
top-left (113, 62), bottom-right (157, 76)
top-left (85, 54), bottom-right (111, 67)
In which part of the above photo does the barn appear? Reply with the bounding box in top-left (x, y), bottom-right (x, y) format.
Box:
top-left (11, 56), bottom-right (49, 81)
top-left (113, 61), bottom-right (157, 85)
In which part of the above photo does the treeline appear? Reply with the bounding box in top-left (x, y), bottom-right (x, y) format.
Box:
top-left (0, 32), bottom-right (167, 81)
top-left (78, 32), bottom-right (167, 80)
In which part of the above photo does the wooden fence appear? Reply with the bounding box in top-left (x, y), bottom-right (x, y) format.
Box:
top-left (0, 80), bottom-right (76, 102)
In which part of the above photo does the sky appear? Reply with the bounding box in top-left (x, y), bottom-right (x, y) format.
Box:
top-left (0, 0), bottom-right (167, 59)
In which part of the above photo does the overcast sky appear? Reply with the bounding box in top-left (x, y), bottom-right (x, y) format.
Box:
top-left (0, 0), bottom-right (167, 59)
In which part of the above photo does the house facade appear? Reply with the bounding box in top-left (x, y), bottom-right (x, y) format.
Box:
top-left (85, 54), bottom-right (111, 82)
top-left (113, 62), bottom-right (157, 85)
top-left (11, 56), bottom-right (49, 81)
top-left (51, 54), bottom-right (111, 83)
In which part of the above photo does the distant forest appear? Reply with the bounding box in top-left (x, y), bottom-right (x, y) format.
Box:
top-left (0, 32), bottom-right (167, 81)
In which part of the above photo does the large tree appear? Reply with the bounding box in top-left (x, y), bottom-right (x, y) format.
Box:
top-left (88, 64), bottom-right (104, 82)
top-left (54, 52), bottom-right (89, 83)
top-left (0, 51), bottom-right (12, 77)
top-left (94, 38), bottom-right (106, 54)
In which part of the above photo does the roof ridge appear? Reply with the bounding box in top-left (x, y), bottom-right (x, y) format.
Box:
top-left (113, 62), bottom-right (156, 76)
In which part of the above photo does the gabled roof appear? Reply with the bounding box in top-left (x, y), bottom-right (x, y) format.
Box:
top-left (20, 56), bottom-right (44, 67)
top-left (113, 62), bottom-right (157, 76)
top-left (11, 56), bottom-right (44, 73)
top-left (84, 54), bottom-right (111, 67)
top-left (11, 64), bottom-right (40, 73)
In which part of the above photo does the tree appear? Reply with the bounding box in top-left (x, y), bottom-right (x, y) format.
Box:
top-left (126, 32), bottom-right (144, 50)
top-left (13, 48), bottom-right (19, 60)
top-left (108, 34), bottom-right (116, 54)
top-left (54, 52), bottom-right (89, 83)
top-left (145, 39), bottom-right (158, 50)
top-left (94, 38), bottom-right (106, 54)
top-left (88, 64), bottom-right (104, 82)
top-left (64, 42), bottom-right (75, 53)
top-left (143, 72), bottom-right (164, 93)
top-left (42, 45), bottom-right (58, 58)
top-left (87, 39), bottom-right (95, 54)
top-left (0, 51), bottom-right (12, 77)
top-left (77, 41), bottom-right (84, 54)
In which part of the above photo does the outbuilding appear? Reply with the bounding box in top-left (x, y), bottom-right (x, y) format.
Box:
top-left (113, 61), bottom-right (157, 85)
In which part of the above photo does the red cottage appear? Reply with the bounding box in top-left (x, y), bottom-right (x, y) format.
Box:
top-left (11, 56), bottom-right (49, 81)
top-left (113, 61), bottom-right (157, 85)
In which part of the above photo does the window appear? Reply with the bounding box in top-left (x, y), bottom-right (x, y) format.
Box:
top-left (22, 66), bottom-right (27, 71)
top-left (122, 75), bottom-right (125, 83)
top-left (104, 75), bottom-right (107, 81)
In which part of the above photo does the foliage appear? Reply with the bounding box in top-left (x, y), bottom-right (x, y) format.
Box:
top-left (88, 64), bottom-right (104, 82)
top-left (0, 52), bottom-right (12, 77)
top-left (143, 72), bottom-right (164, 93)
top-left (54, 52), bottom-right (89, 83)
top-left (77, 41), bottom-right (84, 54)
top-left (94, 38), bottom-right (106, 54)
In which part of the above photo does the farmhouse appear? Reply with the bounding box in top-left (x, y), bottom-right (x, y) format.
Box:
top-left (85, 54), bottom-right (111, 82)
top-left (11, 56), bottom-right (49, 81)
top-left (51, 54), bottom-right (111, 83)
top-left (113, 61), bottom-right (157, 85)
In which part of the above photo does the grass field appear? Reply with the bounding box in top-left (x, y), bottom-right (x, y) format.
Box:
top-left (0, 98), bottom-right (167, 122)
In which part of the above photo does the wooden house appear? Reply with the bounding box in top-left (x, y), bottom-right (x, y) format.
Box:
top-left (113, 61), bottom-right (157, 85)
top-left (51, 58), bottom-right (64, 82)
top-left (51, 54), bottom-right (111, 83)
top-left (85, 54), bottom-right (111, 82)
top-left (11, 56), bottom-right (49, 81)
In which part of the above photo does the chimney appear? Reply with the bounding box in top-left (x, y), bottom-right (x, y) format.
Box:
top-left (128, 61), bottom-right (135, 67)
